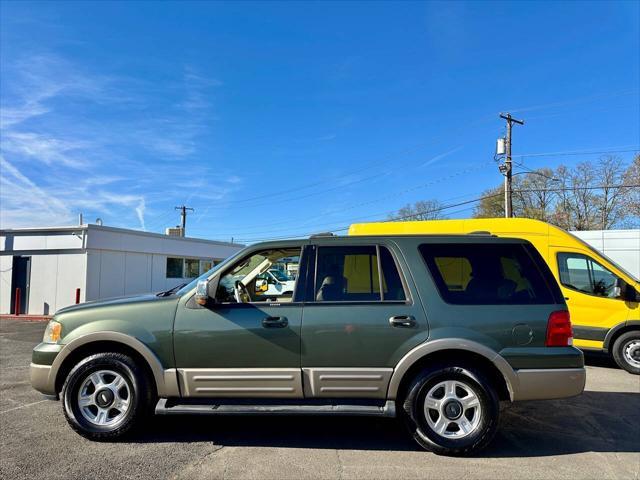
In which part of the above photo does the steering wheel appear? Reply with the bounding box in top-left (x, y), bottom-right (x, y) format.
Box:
top-left (234, 280), bottom-right (251, 303)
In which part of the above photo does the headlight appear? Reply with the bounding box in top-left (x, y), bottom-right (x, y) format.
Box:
top-left (43, 320), bottom-right (62, 344)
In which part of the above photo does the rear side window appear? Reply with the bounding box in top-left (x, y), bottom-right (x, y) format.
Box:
top-left (314, 245), bottom-right (406, 302)
top-left (419, 243), bottom-right (556, 305)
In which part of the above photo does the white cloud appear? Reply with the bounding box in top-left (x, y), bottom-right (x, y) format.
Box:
top-left (0, 53), bottom-right (236, 231)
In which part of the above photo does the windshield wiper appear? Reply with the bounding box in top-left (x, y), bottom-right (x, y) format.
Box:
top-left (157, 283), bottom-right (187, 297)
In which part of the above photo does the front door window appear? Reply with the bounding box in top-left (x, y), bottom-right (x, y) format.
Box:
top-left (216, 248), bottom-right (301, 303)
top-left (557, 253), bottom-right (619, 298)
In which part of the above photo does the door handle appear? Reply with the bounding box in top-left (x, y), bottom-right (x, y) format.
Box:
top-left (389, 315), bottom-right (416, 328)
top-left (262, 316), bottom-right (288, 328)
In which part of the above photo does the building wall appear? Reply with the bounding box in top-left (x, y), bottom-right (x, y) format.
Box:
top-left (0, 253), bottom-right (87, 315)
top-left (571, 229), bottom-right (640, 278)
top-left (0, 255), bottom-right (12, 314)
top-left (1, 224), bottom-right (243, 314)
top-left (85, 249), bottom-right (218, 301)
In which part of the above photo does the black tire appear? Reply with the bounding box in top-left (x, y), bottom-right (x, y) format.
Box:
top-left (611, 331), bottom-right (640, 375)
top-left (61, 352), bottom-right (154, 440)
top-left (401, 364), bottom-right (499, 456)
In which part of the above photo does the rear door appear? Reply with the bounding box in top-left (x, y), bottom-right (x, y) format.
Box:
top-left (300, 239), bottom-right (428, 398)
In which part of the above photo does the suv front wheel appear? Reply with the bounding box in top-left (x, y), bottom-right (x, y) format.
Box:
top-left (402, 364), bottom-right (499, 456)
top-left (61, 352), bottom-right (154, 440)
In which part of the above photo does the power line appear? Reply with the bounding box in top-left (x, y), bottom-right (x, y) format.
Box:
top-left (233, 183), bottom-right (640, 243)
top-left (512, 147), bottom-right (639, 159)
top-left (205, 161), bottom-right (493, 237)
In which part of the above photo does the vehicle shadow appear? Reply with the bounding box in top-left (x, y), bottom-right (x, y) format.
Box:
top-left (583, 351), bottom-right (619, 369)
top-left (133, 390), bottom-right (640, 458)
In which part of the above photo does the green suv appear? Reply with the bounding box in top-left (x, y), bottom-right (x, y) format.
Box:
top-left (31, 234), bottom-right (585, 455)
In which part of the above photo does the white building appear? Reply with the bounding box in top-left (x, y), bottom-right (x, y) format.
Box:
top-left (0, 224), bottom-right (243, 316)
top-left (571, 229), bottom-right (640, 278)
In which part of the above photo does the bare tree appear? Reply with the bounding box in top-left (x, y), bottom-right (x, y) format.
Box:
top-left (594, 155), bottom-right (629, 229)
top-left (476, 156), bottom-right (635, 229)
top-left (388, 199), bottom-right (447, 221)
top-left (473, 185), bottom-right (505, 218)
top-left (514, 168), bottom-right (556, 222)
top-left (623, 154), bottom-right (640, 225)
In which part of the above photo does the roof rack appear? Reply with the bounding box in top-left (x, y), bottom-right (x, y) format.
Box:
top-left (309, 232), bottom-right (336, 238)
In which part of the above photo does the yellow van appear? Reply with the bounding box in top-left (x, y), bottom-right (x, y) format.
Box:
top-left (349, 218), bottom-right (640, 374)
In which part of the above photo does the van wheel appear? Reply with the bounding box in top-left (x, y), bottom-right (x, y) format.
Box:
top-left (401, 365), bottom-right (499, 456)
top-left (61, 352), bottom-right (154, 440)
top-left (612, 331), bottom-right (640, 374)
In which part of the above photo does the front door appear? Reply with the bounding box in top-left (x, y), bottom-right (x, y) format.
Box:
top-left (552, 248), bottom-right (630, 349)
top-left (173, 244), bottom-right (305, 398)
top-left (300, 241), bottom-right (429, 399)
top-left (11, 256), bottom-right (30, 315)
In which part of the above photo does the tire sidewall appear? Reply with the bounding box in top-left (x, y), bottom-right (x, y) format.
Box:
top-left (612, 331), bottom-right (640, 375)
top-left (62, 353), bottom-right (145, 437)
top-left (403, 366), bottom-right (499, 455)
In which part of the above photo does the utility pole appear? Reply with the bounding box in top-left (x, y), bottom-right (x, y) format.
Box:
top-left (499, 113), bottom-right (524, 218)
top-left (174, 205), bottom-right (194, 237)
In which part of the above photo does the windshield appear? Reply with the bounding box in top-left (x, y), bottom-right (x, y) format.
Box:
top-left (270, 269), bottom-right (291, 282)
top-left (175, 248), bottom-right (247, 296)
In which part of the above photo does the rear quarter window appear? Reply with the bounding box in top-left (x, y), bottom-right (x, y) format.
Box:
top-left (419, 243), bottom-right (560, 305)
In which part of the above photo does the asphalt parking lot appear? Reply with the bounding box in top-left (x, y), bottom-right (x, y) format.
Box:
top-left (1, 318), bottom-right (638, 480)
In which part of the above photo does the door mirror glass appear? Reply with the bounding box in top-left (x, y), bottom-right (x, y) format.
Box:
top-left (613, 278), bottom-right (624, 298)
top-left (255, 279), bottom-right (268, 293)
top-left (195, 279), bottom-right (209, 305)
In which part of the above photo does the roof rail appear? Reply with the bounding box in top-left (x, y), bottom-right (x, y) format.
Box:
top-left (309, 232), bottom-right (336, 238)
top-left (468, 230), bottom-right (493, 236)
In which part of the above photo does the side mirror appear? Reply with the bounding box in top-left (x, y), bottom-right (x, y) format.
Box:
top-left (195, 279), bottom-right (209, 306)
top-left (615, 278), bottom-right (640, 302)
top-left (613, 278), bottom-right (623, 298)
top-left (255, 279), bottom-right (268, 293)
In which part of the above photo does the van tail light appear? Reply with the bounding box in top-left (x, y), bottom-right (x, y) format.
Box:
top-left (545, 311), bottom-right (573, 347)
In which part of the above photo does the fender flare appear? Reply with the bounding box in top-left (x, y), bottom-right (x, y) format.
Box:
top-left (386, 338), bottom-right (518, 401)
top-left (603, 320), bottom-right (640, 352)
top-left (50, 331), bottom-right (179, 397)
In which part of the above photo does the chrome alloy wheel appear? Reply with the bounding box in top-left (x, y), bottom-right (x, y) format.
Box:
top-left (77, 370), bottom-right (131, 427)
top-left (423, 380), bottom-right (482, 439)
top-left (623, 339), bottom-right (640, 369)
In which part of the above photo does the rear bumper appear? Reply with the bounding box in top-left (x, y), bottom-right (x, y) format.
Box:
top-left (30, 363), bottom-right (56, 395)
top-left (512, 367), bottom-right (586, 401)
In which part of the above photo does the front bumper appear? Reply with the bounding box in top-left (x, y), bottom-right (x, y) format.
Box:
top-left (30, 363), bottom-right (56, 395)
top-left (512, 367), bottom-right (586, 401)
top-left (30, 342), bottom-right (63, 396)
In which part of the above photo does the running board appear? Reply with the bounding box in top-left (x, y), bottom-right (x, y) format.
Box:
top-left (155, 398), bottom-right (396, 417)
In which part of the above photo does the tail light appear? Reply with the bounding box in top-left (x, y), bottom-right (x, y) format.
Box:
top-left (545, 310), bottom-right (573, 346)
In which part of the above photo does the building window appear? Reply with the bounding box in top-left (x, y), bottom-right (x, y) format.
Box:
top-left (200, 260), bottom-right (213, 274)
top-left (185, 259), bottom-right (200, 278)
top-left (166, 257), bottom-right (184, 278)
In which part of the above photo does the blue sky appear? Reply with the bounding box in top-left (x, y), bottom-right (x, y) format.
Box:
top-left (1, 1), bottom-right (638, 243)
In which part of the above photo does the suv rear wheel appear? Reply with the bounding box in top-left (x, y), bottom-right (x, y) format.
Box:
top-left (612, 331), bottom-right (640, 375)
top-left (61, 352), bottom-right (154, 440)
top-left (402, 364), bottom-right (499, 456)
